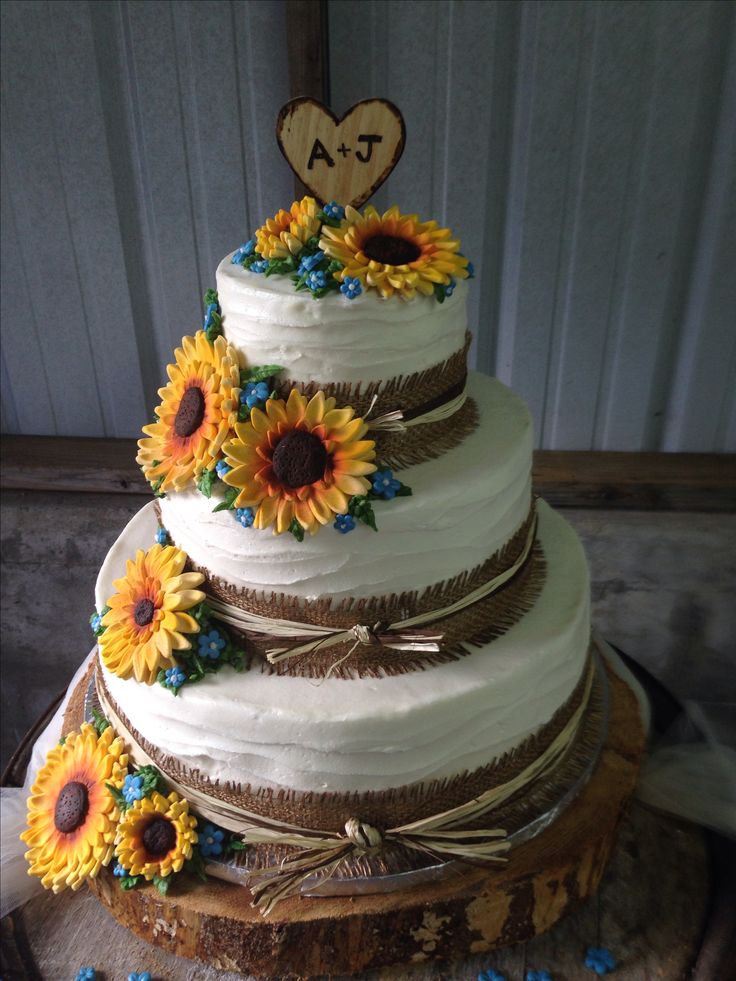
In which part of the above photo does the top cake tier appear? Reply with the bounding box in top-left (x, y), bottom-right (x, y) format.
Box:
top-left (216, 254), bottom-right (470, 389)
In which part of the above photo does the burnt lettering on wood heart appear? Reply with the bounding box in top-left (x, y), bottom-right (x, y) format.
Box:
top-left (276, 98), bottom-right (406, 209)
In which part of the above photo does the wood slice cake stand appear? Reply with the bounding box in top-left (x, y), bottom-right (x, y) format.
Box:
top-left (47, 659), bottom-right (647, 979)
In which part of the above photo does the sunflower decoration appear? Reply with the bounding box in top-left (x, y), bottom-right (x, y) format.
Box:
top-left (137, 331), bottom-right (241, 494)
top-left (115, 790), bottom-right (198, 882)
top-left (255, 195), bottom-right (322, 260)
top-left (222, 388), bottom-right (376, 535)
top-left (99, 544), bottom-right (205, 685)
top-left (320, 204), bottom-right (470, 300)
top-left (21, 723), bottom-right (129, 893)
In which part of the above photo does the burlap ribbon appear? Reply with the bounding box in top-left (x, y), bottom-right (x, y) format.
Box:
top-left (207, 505), bottom-right (538, 671)
top-left (95, 655), bottom-right (594, 915)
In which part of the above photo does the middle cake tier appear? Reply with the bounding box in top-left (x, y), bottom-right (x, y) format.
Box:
top-left (158, 371), bottom-right (532, 601)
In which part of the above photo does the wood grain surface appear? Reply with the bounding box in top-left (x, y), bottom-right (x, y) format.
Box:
top-left (3, 435), bottom-right (734, 511)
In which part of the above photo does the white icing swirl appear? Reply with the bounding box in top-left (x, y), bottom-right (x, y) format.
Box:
top-left (216, 255), bottom-right (469, 384)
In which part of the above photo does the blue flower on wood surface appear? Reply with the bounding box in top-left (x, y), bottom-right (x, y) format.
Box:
top-left (154, 526), bottom-right (169, 546)
top-left (241, 381), bottom-right (270, 409)
top-left (306, 270), bottom-right (328, 292)
top-left (371, 469), bottom-right (402, 500)
top-left (333, 513), bottom-right (356, 534)
top-left (122, 773), bottom-right (144, 805)
top-left (527, 971), bottom-right (554, 981)
top-left (127, 973), bottom-right (151, 981)
top-left (199, 629), bottom-right (226, 660)
top-left (75, 969), bottom-right (96, 981)
top-left (339, 276), bottom-right (362, 299)
top-left (478, 970), bottom-right (506, 981)
top-left (113, 862), bottom-right (127, 877)
top-left (584, 947), bottom-right (617, 975)
top-left (235, 507), bottom-right (255, 528)
top-left (216, 459), bottom-right (232, 479)
top-left (323, 201), bottom-right (345, 220)
top-left (298, 250), bottom-right (325, 274)
top-left (199, 823), bottom-right (225, 857)
top-left (164, 666), bottom-right (186, 690)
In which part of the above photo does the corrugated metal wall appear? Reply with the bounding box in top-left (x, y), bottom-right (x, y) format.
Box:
top-left (2, 0), bottom-right (735, 450)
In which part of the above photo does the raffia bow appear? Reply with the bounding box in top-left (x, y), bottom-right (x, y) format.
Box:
top-left (207, 505), bottom-right (538, 667)
top-left (365, 388), bottom-right (468, 432)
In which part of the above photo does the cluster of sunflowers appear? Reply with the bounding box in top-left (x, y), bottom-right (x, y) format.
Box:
top-left (136, 286), bottom-right (410, 541)
top-left (231, 195), bottom-right (471, 302)
top-left (21, 714), bottom-right (240, 896)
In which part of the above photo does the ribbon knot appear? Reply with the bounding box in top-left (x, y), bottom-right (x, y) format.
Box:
top-left (350, 624), bottom-right (380, 646)
top-left (344, 818), bottom-right (383, 853)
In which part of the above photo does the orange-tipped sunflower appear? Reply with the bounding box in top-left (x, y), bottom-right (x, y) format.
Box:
top-left (223, 389), bottom-right (376, 535)
top-left (100, 544), bottom-right (205, 685)
top-left (115, 790), bottom-right (197, 880)
top-left (21, 723), bottom-right (129, 893)
top-left (255, 195), bottom-right (322, 260)
top-left (137, 331), bottom-right (241, 493)
top-left (320, 204), bottom-right (469, 300)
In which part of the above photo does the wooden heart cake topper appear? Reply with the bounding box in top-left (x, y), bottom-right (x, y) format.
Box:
top-left (276, 98), bottom-right (406, 208)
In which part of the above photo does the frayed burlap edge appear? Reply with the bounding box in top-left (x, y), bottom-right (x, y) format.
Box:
top-left (187, 506), bottom-right (546, 679)
top-left (95, 648), bottom-right (596, 841)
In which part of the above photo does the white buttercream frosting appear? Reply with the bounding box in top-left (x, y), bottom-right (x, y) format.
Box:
top-left (97, 500), bottom-right (590, 794)
top-left (216, 255), bottom-right (469, 384)
top-left (156, 372), bottom-right (532, 600)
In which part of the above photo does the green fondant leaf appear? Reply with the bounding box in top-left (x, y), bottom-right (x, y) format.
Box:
top-left (106, 783), bottom-right (128, 812)
top-left (91, 706), bottom-right (110, 736)
top-left (120, 874), bottom-right (143, 891)
top-left (289, 518), bottom-right (305, 542)
top-left (153, 874), bottom-right (171, 896)
top-left (203, 288), bottom-right (218, 307)
top-left (185, 848), bottom-right (208, 882)
top-left (395, 484), bottom-right (413, 497)
top-left (197, 468), bottom-right (217, 499)
top-left (348, 495), bottom-right (379, 532)
top-left (212, 486), bottom-right (239, 512)
top-left (240, 364), bottom-right (284, 385)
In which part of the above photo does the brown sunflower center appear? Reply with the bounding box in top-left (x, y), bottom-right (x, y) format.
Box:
top-left (362, 235), bottom-right (421, 266)
top-left (54, 780), bottom-right (89, 834)
top-left (133, 598), bottom-right (155, 627)
top-left (142, 816), bottom-right (177, 857)
top-left (174, 386), bottom-right (205, 438)
top-left (272, 430), bottom-right (328, 488)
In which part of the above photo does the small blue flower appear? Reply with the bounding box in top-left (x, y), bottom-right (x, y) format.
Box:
top-left (478, 971), bottom-right (506, 981)
top-left (199, 823), bottom-right (226, 858)
top-left (306, 269), bottom-right (328, 292)
top-left (127, 974), bottom-right (151, 981)
top-left (231, 239), bottom-right (256, 263)
top-left (122, 773), bottom-right (144, 805)
top-left (250, 258), bottom-right (269, 274)
top-left (323, 201), bottom-right (345, 220)
top-left (165, 666), bottom-right (187, 690)
top-left (113, 862), bottom-right (127, 877)
top-left (584, 948), bottom-right (617, 975)
top-left (339, 276), bottom-right (362, 300)
top-left (203, 302), bottom-right (218, 330)
top-left (298, 250), bottom-right (324, 274)
top-left (154, 525), bottom-right (169, 546)
top-left (333, 513), bottom-right (356, 534)
top-left (89, 612), bottom-right (102, 634)
top-left (199, 629), bottom-right (226, 660)
top-left (241, 381), bottom-right (270, 409)
top-left (526, 972), bottom-right (554, 981)
top-left (371, 469), bottom-right (402, 500)
top-left (444, 277), bottom-right (456, 298)
top-left (75, 969), bottom-right (96, 981)
top-left (235, 507), bottom-right (255, 528)
top-left (215, 459), bottom-right (232, 479)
